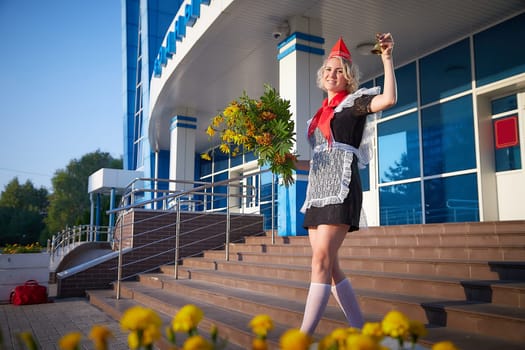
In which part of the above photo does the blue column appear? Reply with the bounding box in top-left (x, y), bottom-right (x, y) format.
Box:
top-left (276, 17), bottom-right (324, 236)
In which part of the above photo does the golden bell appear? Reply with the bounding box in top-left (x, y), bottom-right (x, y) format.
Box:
top-left (371, 41), bottom-right (382, 55)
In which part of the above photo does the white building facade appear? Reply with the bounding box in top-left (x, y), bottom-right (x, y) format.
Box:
top-left (122, 0), bottom-right (525, 236)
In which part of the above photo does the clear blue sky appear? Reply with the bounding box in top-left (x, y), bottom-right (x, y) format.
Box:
top-left (0, 0), bottom-right (122, 193)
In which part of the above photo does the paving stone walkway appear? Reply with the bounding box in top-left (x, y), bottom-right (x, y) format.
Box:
top-left (0, 298), bottom-right (128, 349)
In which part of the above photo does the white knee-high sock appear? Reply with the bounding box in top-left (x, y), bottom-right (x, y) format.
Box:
top-left (300, 283), bottom-right (331, 335)
top-left (331, 278), bottom-right (364, 328)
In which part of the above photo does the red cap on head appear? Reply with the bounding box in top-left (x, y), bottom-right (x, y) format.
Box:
top-left (328, 37), bottom-right (351, 62)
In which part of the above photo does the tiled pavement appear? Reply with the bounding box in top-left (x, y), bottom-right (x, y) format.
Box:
top-left (0, 298), bottom-right (128, 349)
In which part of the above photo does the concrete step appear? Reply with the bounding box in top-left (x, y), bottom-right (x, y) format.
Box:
top-left (226, 242), bottom-right (525, 261)
top-left (87, 289), bottom-right (183, 350)
top-left (196, 251), bottom-right (525, 281)
top-left (247, 221), bottom-right (525, 247)
top-left (83, 220), bottom-right (525, 349)
top-left (88, 283), bottom-right (525, 350)
top-left (177, 267), bottom-right (525, 307)
top-left (136, 271), bottom-right (525, 345)
top-left (116, 281), bottom-right (289, 349)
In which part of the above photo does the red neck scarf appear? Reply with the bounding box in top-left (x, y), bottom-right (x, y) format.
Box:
top-left (308, 91), bottom-right (349, 143)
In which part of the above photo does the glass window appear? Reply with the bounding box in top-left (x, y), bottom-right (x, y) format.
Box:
top-left (231, 152), bottom-right (243, 167)
top-left (492, 94), bottom-right (517, 114)
top-left (212, 171), bottom-right (228, 211)
top-left (200, 157), bottom-right (212, 177)
top-left (378, 112), bottom-right (420, 183)
top-left (379, 181), bottom-right (422, 225)
top-left (424, 174), bottom-right (479, 223)
top-left (419, 39), bottom-right (471, 105)
top-left (361, 80), bottom-right (374, 89)
top-left (245, 150), bottom-right (257, 162)
top-left (474, 12), bottom-right (525, 87)
top-left (214, 152), bottom-right (229, 172)
top-left (421, 95), bottom-right (476, 176)
top-left (377, 62), bottom-right (417, 117)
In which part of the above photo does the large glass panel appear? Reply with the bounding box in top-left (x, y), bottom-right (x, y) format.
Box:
top-left (379, 181), bottom-right (422, 225)
top-left (420, 39), bottom-right (471, 105)
top-left (200, 157), bottom-right (212, 177)
top-left (212, 171), bottom-right (228, 211)
top-left (492, 94), bottom-right (517, 114)
top-left (421, 95), bottom-right (476, 176)
top-left (378, 112), bottom-right (420, 183)
top-left (424, 173), bottom-right (479, 223)
top-left (376, 62), bottom-right (417, 117)
top-left (231, 152), bottom-right (243, 167)
top-left (214, 152), bottom-right (229, 172)
top-left (360, 80), bottom-right (374, 89)
top-left (260, 172), bottom-right (277, 230)
top-left (245, 150), bottom-right (257, 162)
top-left (474, 12), bottom-right (525, 87)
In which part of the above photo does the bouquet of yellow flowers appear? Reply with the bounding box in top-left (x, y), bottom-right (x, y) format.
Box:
top-left (203, 84), bottom-right (297, 186)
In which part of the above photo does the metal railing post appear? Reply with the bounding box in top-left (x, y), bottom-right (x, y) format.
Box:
top-left (116, 220), bottom-right (123, 300)
top-left (50, 235), bottom-right (56, 262)
top-left (175, 197), bottom-right (181, 279)
top-left (225, 184), bottom-right (231, 261)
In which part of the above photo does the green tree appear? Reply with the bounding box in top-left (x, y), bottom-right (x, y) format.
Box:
top-left (0, 177), bottom-right (49, 212)
top-left (45, 150), bottom-right (122, 235)
top-left (0, 178), bottom-right (49, 245)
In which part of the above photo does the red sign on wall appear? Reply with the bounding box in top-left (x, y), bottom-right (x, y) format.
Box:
top-left (494, 116), bottom-right (519, 149)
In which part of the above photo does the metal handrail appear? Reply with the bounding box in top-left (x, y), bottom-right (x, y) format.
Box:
top-left (108, 169), bottom-right (278, 299)
top-left (47, 225), bottom-right (111, 262)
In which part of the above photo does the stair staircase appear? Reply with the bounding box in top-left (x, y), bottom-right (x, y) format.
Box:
top-left (87, 221), bottom-right (525, 349)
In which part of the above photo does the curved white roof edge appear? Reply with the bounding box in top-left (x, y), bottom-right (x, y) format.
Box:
top-left (149, 0), bottom-right (234, 143)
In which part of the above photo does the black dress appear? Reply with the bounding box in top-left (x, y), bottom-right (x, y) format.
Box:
top-left (302, 94), bottom-right (375, 232)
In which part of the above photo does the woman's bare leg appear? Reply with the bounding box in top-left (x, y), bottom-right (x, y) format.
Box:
top-left (300, 224), bottom-right (348, 334)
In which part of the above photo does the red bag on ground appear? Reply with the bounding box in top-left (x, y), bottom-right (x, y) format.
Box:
top-left (10, 280), bottom-right (48, 305)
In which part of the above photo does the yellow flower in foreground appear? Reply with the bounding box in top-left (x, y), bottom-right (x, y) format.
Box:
top-left (346, 333), bottom-right (383, 350)
top-left (172, 304), bottom-right (204, 334)
top-left (319, 326), bottom-right (360, 349)
top-left (252, 337), bottom-right (268, 350)
top-left (127, 332), bottom-right (140, 350)
top-left (59, 332), bottom-right (82, 350)
top-left (381, 310), bottom-right (410, 339)
top-left (89, 325), bottom-right (113, 350)
top-left (362, 322), bottom-right (384, 341)
top-left (183, 335), bottom-right (213, 350)
top-left (120, 306), bottom-right (162, 349)
top-left (120, 305), bottom-right (162, 332)
top-left (142, 324), bottom-right (162, 346)
top-left (432, 341), bottom-right (459, 350)
top-left (318, 334), bottom-right (336, 350)
top-left (327, 327), bottom-right (359, 348)
top-left (249, 314), bottom-right (274, 337)
top-left (201, 152), bottom-right (212, 161)
top-left (279, 329), bottom-right (312, 350)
